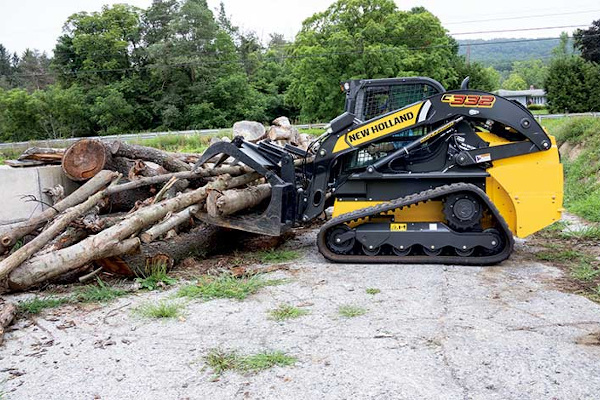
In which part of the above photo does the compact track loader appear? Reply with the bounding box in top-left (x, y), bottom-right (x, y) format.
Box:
top-left (195, 77), bottom-right (563, 264)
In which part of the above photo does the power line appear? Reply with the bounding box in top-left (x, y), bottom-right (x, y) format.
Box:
top-left (450, 24), bottom-right (590, 36)
top-left (444, 9), bottom-right (600, 25)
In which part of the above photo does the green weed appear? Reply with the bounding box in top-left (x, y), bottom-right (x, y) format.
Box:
top-left (298, 127), bottom-right (326, 137)
top-left (561, 225), bottom-right (600, 241)
top-left (76, 278), bottom-right (127, 303)
top-left (177, 273), bottom-right (282, 301)
top-left (17, 296), bottom-right (71, 315)
top-left (338, 304), bottom-right (367, 318)
top-left (135, 261), bottom-right (177, 290)
top-left (366, 288), bottom-right (381, 295)
top-left (257, 249), bottom-right (299, 263)
top-left (136, 300), bottom-right (183, 319)
top-left (571, 262), bottom-right (600, 282)
top-left (269, 304), bottom-right (309, 321)
top-left (205, 349), bottom-right (296, 375)
top-left (535, 246), bottom-right (586, 263)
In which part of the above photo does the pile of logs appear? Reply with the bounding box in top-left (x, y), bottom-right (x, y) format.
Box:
top-left (0, 137), bottom-right (278, 293)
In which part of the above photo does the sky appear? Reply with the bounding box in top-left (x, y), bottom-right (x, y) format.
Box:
top-left (0, 0), bottom-right (598, 55)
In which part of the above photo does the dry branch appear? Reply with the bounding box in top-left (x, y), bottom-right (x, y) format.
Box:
top-left (0, 302), bottom-right (17, 345)
top-left (7, 172), bottom-right (260, 290)
top-left (0, 175), bottom-right (121, 280)
top-left (0, 170), bottom-right (118, 253)
top-left (18, 147), bottom-right (64, 163)
top-left (110, 140), bottom-right (191, 172)
top-left (140, 204), bottom-right (200, 243)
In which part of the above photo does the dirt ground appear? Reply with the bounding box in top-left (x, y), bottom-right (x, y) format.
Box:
top-left (1, 229), bottom-right (600, 400)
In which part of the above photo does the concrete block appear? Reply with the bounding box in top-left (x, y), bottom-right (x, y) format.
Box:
top-left (0, 165), bottom-right (79, 225)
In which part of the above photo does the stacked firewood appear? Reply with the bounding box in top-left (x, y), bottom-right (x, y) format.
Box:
top-left (0, 138), bottom-right (285, 293)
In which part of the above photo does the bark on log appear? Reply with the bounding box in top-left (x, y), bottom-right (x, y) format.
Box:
top-left (97, 223), bottom-right (232, 276)
top-left (0, 174), bottom-right (121, 280)
top-left (207, 183), bottom-right (271, 217)
top-left (18, 147), bottom-right (64, 163)
top-left (7, 172), bottom-right (260, 290)
top-left (0, 302), bottom-right (17, 345)
top-left (140, 204), bottom-right (200, 243)
top-left (110, 141), bottom-right (191, 172)
top-left (0, 170), bottom-right (118, 253)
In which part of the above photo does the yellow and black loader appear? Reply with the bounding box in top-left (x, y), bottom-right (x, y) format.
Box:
top-left (194, 77), bottom-right (563, 265)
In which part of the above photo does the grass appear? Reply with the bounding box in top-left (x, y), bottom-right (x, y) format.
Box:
top-left (338, 304), bottom-right (367, 318)
top-left (571, 262), bottom-right (600, 282)
top-left (205, 349), bottom-right (296, 375)
top-left (17, 296), bottom-right (71, 315)
top-left (135, 300), bottom-right (183, 319)
top-left (177, 273), bottom-right (283, 301)
top-left (132, 131), bottom-right (234, 154)
top-left (269, 304), bottom-right (309, 321)
top-left (298, 127), bottom-right (326, 137)
top-left (560, 224), bottom-right (600, 241)
top-left (76, 278), bottom-right (127, 302)
top-left (17, 279), bottom-right (128, 314)
top-left (135, 261), bottom-right (177, 290)
top-left (545, 116), bottom-right (600, 222)
top-left (256, 249), bottom-right (300, 264)
top-left (534, 245), bottom-right (587, 263)
top-left (366, 288), bottom-right (381, 295)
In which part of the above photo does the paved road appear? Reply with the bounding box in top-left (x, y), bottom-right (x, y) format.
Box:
top-left (1, 230), bottom-right (599, 399)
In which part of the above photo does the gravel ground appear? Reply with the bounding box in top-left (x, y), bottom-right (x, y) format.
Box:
top-left (1, 229), bottom-right (600, 400)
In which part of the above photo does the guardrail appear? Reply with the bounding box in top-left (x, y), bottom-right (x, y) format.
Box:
top-left (535, 112), bottom-right (600, 123)
top-left (0, 123), bottom-right (328, 152)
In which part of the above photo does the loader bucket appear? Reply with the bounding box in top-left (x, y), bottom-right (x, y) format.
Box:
top-left (193, 137), bottom-right (298, 236)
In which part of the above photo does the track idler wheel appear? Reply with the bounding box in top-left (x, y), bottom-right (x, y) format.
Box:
top-left (362, 245), bottom-right (381, 256)
top-left (327, 226), bottom-right (355, 254)
top-left (443, 193), bottom-right (482, 231)
top-left (392, 245), bottom-right (412, 256)
top-left (423, 246), bottom-right (442, 256)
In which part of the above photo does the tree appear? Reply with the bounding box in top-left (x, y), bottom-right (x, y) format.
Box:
top-left (502, 73), bottom-right (528, 90)
top-left (574, 20), bottom-right (600, 63)
top-left (545, 56), bottom-right (600, 113)
top-left (286, 0), bottom-right (459, 122)
top-left (453, 60), bottom-right (499, 92)
top-left (511, 59), bottom-right (548, 89)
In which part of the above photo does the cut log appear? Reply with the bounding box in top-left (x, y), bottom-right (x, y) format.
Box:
top-left (233, 121), bottom-right (267, 143)
top-left (0, 170), bottom-right (118, 253)
top-left (110, 141), bottom-right (191, 172)
top-left (97, 223), bottom-right (233, 276)
top-left (0, 302), bottom-right (17, 345)
top-left (62, 139), bottom-right (112, 181)
top-left (0, 174), bottom-right (121, 280)
top-left (18, 147), bottom-right (64, 163)
top-left (140, 204), bottom-right (200, 243)
top-left (7, 172), bottom-right (261, 290)
top-left (207, 183), bottom-right (271, 217)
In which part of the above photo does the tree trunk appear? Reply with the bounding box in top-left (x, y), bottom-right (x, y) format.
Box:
top-left (7, 172), bottom-right (260, 290)
top-left (18, 147), bottom-right (64, 163)
top-left (62, 139), bottom-right (137, 181)
top-left (110, 140), bottom-right (191, 172)
top-left (0, 302), bottom-right (17, 346)
top-left (0, 170), bottom-right (118, 253)
top-left (140, 204), bottom-right (199, 243)
top-left (207, 183), bottom-right (271, 217)
top-left (97, 223), bottom-right (233, 276)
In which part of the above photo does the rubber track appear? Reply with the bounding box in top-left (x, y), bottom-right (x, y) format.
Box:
top-left (317, 183), bottom-right (514, 265)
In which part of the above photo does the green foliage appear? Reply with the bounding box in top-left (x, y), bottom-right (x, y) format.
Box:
top-left (135, 262), bottom-right (177, 291)
top-left (135, 300), bottom-right (183, 319)
top-left (76, 279), bottom-right (127, 302)
top-left (571, 262), bottom-right (600, 282)
top-left (177, 273), bottom-right (282, 301)
top-left (17, 296), bottom-right (71, 315)
top-left (545, 57), bottom-right (600, 113)
top-left (205, 349), bottom-right (297, 375)
top-left (286, 0), bottom-right (460, 122)
top-left (574, 20), bottom-right (600, 63)
top-left (511, 59), bottom-right (548, 89)
top-left (338, 304), bottom-right (367, 318)
top-left (527, 104), bottom-right (546, 111)
top-left (502, 73), bottom-right (528, 90)
top-left (366, 288), bottom-right (381, 295)
top-left (269, 304), bottom-right (309, 320)
top-left (453, 61), bottom-right (499, 91)
top-left (547, 117), bottom-right (600, 221)
top-left (256, 249), bottom-right (299, 263)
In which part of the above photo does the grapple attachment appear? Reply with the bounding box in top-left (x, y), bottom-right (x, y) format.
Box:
top-left (193, 137), bottom-right (300, 236)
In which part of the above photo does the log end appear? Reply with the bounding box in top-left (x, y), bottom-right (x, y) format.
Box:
top-left (62, 139), bottom-right (109, 181)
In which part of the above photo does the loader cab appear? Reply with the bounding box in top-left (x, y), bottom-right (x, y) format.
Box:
top-left (342, 77), bottom-right (445, 122)
top-left (339, 77), bottom-right (446, 171)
